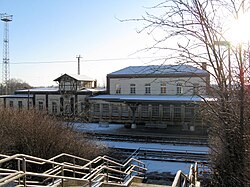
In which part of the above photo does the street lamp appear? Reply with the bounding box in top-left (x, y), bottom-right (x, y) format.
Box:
top-left (27, 89), bottom-right (30, 110)
top-left (214, 40), bottom-right (231, 88)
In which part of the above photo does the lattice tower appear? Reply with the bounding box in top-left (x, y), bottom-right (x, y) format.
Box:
top-left (1, 13), bottom-right (12, 94)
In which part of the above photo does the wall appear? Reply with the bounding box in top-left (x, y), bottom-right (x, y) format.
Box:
top-left (109, 76), bottom-right (207, 95)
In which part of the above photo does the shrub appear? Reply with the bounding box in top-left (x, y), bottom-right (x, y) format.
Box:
top-left (0, 108), bottom-right (108, 159)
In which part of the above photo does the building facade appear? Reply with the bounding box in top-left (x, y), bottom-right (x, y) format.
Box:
top-left (90, 64), bottom-right (210, 132)
top-left (0, 65), bottom-right (211, 133)
top-left (0, 74), bottom-right (103, 118)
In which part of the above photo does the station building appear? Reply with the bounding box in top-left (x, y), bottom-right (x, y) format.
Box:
top-left (89, 64), bottom-right (211, 133)
top-left (0, 74), bottom-right (103, 117)
top-left (0, 64), bottom-right (211, 133)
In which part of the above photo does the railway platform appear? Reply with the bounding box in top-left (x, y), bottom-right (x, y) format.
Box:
top-left (76, 123), bottom-right (208, 145)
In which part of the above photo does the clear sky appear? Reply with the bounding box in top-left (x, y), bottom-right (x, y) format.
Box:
top-left (0, 0), bottom-right (165, 87)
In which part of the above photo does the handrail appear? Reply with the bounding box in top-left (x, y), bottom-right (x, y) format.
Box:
top-left (172, 170), bottom-right (190, 187)
top-left (172, 162), bottom-right (200, 187)
top-left (0, 152), bottom-right (146, 187)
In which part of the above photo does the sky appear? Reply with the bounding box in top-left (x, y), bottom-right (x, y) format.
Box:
top-left (0, 0), bottom-right (166, 87)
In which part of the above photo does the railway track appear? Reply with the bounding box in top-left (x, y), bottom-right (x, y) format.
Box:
top-left (86, 132), bottom-right (208, 145)
top-left (110, 147), bottom-right (209, 163)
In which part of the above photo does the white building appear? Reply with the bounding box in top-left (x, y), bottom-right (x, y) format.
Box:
top-left (90, 64), bottom-right (211, 133)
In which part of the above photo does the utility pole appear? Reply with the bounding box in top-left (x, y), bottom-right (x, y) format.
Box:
top-left (76, 55), bottom-right (82, 75)
top-left (1, 13), bottom-right (12, 95)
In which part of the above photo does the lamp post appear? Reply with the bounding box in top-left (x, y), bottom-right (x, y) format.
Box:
top-left (214, 40), bottom-right (231, 89)
top-left (27, 89), bottom-right (30, 110)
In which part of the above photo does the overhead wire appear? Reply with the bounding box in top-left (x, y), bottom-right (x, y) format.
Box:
top-left (11, 56), bottom-right (167, 65)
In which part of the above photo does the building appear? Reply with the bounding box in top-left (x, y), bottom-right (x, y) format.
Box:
top-left (0, 74), bottom-right (104, 117)
top-left (0, 64), bottom-right (212, 133)
top-left (90, 64), bottom-right (211, 133)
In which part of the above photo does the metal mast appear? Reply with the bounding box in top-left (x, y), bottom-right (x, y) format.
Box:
top-left (76, 55), bottom-right (82, 75)
top-left (1, 13), bottom-right (12, 94)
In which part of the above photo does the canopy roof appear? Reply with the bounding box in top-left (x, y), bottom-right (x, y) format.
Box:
top-left (90, 94), bottom-right (214, 103)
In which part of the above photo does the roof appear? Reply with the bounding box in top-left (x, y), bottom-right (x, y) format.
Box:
top-left (108, 65), bottom-right (208, 76)
top-left (15, 87), bottom-right (59, 93)
top-left (0, 94), bottom-right (34, 99)
top-left (54, 74), bottom-right (95, 82)
top-left (13, 87), bottom-right (105, 95)
top-left (90, 94), bottom-right (214, 103)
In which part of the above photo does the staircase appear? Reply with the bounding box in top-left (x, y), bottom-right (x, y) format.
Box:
top-left (0, 153), bottom-right (147, 187)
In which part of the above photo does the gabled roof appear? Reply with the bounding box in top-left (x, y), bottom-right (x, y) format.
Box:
top-left (108, 65), bottom-right (208, 76)
top-left (54, 74), bottom-right (94, 82)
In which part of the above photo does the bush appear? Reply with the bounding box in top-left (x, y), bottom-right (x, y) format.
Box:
top-left (0, 109), bottom-right (108, 159)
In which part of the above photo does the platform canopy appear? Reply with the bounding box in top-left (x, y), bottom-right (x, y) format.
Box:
top-left (90, 94), bottom-right (215, 103)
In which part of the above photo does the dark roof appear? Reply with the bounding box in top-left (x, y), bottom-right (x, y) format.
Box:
top-left (108, 65), bottom-right (208, 76)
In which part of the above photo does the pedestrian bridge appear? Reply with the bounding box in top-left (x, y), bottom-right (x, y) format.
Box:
top-left (0, 153), bottom-right (201, 187)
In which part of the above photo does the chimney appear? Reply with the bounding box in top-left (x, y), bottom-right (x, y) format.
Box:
top-left (202, 62), bottom-right (207, 70)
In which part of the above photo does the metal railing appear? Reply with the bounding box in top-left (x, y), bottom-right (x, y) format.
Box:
top-left (0, 153), bottom-right (147, 187)
top-left (172, 162), bottom-right (200, 187)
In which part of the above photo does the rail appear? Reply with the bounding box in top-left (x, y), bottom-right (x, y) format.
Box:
top-left (111, 147), bottom-right (208, 163)
top-left (87, 132), bottom-right (208, 145)
top-left (0, 153), bottom-right (147, 187)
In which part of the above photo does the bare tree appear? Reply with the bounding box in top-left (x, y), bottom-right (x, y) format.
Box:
top-left (1, 78), bottom-right (32, 94)
top-left (128, 0), bottom-right (250, 186)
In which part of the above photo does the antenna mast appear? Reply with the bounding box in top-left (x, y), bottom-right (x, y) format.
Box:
top-left (1, 13), bottom-right (12, 94)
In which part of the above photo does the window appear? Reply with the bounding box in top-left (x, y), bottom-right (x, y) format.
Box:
top-left (141, 105), bottom-right (149, 118)
top-left (162, 105), bottom-right (171, 120)
top-left (102, 104), bottom-right (110, 117)
top-left (38, 101), bottom-right (43, 111)
top-left (174, 107), bottom-right (182, 119)
top-left (111, 104), bottom-right (119, 117)
top-left (93, 103), bottom-right (100, 113)
top-left (70, 97), bottom-right (75, 113)
top-left (177, 83), bottom-right (183, 95)
top-left (121, 105), bottom-right (129, 117)
top-left (18, 101), bottom-right (22, 109)
top-left (145, 83), bottom-right (151, 94)
top-left (152, 105), bottom-right (159, 117)
top-left (60, 97), bottom-right (64, 112)
top-left (9, 101), bottom-right (13, 108)
top-left (115, 84), bottom-right (121, 94)
top-left (193, 83), bottom-right (199, 95)
top-left (161, 82), bottom-right (167, 94)
top-left (52, 102), bottom-right (58, 114)
top-left (130, 84), bottom-right (136, 94)
top-left (185, 107), bottom-right (194, 120)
